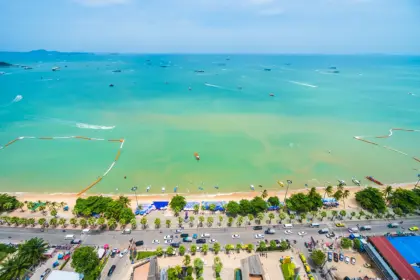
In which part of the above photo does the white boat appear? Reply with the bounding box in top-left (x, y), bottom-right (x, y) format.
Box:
top-left (146, 185), bottom-right (151, 192)
top-left (338, 180), bottom-right (346, 186)
top-left (352, 178), bottom-right (361, 186)
top-left (52, 66), bottom-right (60, 71)
top-left (250, 185), bottom-right (255, 190)
top-left (162, 187), bottom-right (165, 193)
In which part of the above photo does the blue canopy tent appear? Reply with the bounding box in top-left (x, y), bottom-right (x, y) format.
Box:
top-left (201, 201), bottom-right (226, 211)
top-left (153, 201), bottom-right (169, 210)
top-left (184, 202), bottom-right (199, 211)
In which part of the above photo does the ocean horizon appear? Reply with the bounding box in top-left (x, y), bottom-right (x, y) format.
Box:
top-left (1, 52), bottom-right (419, 195)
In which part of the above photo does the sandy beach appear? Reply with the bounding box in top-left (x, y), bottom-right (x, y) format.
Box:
top-left (6, 182), bottom-right (418, 211)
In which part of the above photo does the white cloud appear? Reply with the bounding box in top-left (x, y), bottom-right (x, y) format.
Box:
top-left (258, 8), bottom-right (284, 16)
top-left (72, 0), bottom-right (130, 6)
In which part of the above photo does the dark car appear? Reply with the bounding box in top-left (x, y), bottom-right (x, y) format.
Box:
top-left (333, 252), bottom-right (338, 262)
top-left (135, 240), bottom-right (144, 246)
top-left (110, 251), bottom-right (117, 258)
top-left (328, 252), bottom-right (333, 262)
top-left (108, 265), bottom-right (116, 276)
top-left (196, 239), bottom-right (206, 244)
top-left (70, 239), bottom-right (82, 244)
top-left (180, 233), bottom-right (189, 238)
top-left (339, 253), bottom-right (344, 261)
top-left (170, 242), bottom-right (180, 248)
top-left (253, 226), bottom-right (263, 230)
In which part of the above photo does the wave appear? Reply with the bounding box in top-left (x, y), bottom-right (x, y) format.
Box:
top-left (76, 122), bottom-right (115, 130)
top-left (204, 83), bottom-right (224, 89)
top-left (288, 81), bottom-right (318, 88)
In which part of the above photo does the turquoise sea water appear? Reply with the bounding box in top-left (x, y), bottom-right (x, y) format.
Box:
top-left (0, 52), bottom-right (419, 194)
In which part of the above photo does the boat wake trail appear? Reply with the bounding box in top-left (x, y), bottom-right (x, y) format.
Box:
top-left (204, 83), bottom-right (224, 89)
top-left (288, 81), bottom-right (318, 88)
top-left (0, 95), bottom-right (23, 108)
top-left (76, 123), bottom-right (115, 130)
top-left (354, 128), bottom-right (420, 163)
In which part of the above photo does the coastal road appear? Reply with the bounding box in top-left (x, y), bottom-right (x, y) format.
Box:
top-left (1, 218), bottom-right (418, 249)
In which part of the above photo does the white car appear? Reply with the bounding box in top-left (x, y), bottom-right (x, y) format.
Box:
top-left (152, 240), bottom-right (160, 244)
top-left (351, 257), bottom-right (356, 265)
top-left (298, 231), bottom-right (307, 236)
top-left (345, 256), bottom-right (350, 264)
top-left (175, 229), bottom-right (183, 233)
top-left (201, 233), bottom-right (211, 238)
top-left (255, 234), bottom-right (265, 239)
top-left (232, 234), bottom-right (240, 239)
top-left (164, 235), bottom-right (173, 240)
top-left (164, 239), bottom-right (173, 244)
top-left (210, 239), bottom-right (217, 243)
top-left (284, 230), bottom-right (293, 235)
top-left (119, 249), bottom-right (128, 258)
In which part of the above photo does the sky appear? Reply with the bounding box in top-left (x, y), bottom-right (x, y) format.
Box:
top-left (0, 0), bottom-right (419, 53)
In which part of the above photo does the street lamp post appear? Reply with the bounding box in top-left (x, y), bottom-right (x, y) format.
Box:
top-left (284, 180), bottom-right (292, 205)
top-left (131, 186), bottom-right (139, 210)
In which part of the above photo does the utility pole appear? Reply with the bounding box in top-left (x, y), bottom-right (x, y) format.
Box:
top-left (131, 186), bottom-right (139, 210)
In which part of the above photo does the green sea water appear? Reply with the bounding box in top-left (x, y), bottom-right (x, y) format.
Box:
top-left (0, 52), bottom-right (419, 194)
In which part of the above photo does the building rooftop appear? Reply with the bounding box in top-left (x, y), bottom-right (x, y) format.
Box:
top-left (369, 236), bottom-right (420, 280)
top-left (241, 255), bottom-right (264, 280)
top-left (46, 270), bottom-right (82, 280)
top-left (133, 257), bottom-right (160, 280)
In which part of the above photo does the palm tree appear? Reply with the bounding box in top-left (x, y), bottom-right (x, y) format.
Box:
top-left (27, 201), bottom-right (35, 212)
top-left (257, 213), bottom-right (264, 224)
top-left (320, 211), bottom-right (327, 221)
top-left (130, 218), bottom-right (137, 229)
top-left (59, 218), bottom-right (66, 228)
top-left (342, 190), bottom-right (350, 208)
top-left (166, 219), bottom-right (171, 228)
top-left (333, 190), bottom-right (343, 202)
top-left (19, 237), bottom-right (48, 265)
top-left (193, 204), bottom-right (200, 214)
top-left (247, 214), bottom-right (254, 225)
top-left (0, 255), bottom-right (31, 279)
top-left (218, 215), bottom-right (224, 226)
top-left (268, 213), bottom-right (275, 224)
top-left (207, 216), bottom-right (214, 227)
top-left (324, 185), bottom-right (333, 198)
top-left (154, 218), bottom-right (161, 229)
top-left (88, 217), bottom-right (96, 228)
top-left (117, 195), bottom-right (130, 207)
top-left (198, 216), bottom-right (204, 227)
top-left (38, 205), bottom-right (46, 214)
top-left (383, 186), bottom-right (393, 203)
top-left (70, 217), bottom-right (77, 228)
top-left (140, 217), bottom-right (148, 229)
top-left (261, 189), bottom-right (268, 199)
top-left (189, 216), bottom-right (195, 227)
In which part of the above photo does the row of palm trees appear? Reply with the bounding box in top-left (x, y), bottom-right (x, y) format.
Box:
top-left (323, 185), bottom-right (351, 208)
top-left (0, 237), bottom-right (49, 280)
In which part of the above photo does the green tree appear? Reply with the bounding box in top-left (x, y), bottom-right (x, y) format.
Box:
top-left (202, 244), bottom-right (209, 255)
top-left (166, 246), bottom-right (174, 256)
top-left (261, 189), bottom-right (268, 199)
top-left (20, 218), bottom-right (28, 227)
top-left (28, 218), bottom-right (35, 227)
top-left (341, 238), bottom-right (353, 249)
top-left (342, 190), bottom-right (350, 208)
top-left (130, 218), bottom-right (137, 229)
top-left (331, 210), bottom-right (338, 220)
top-left (79, 218), bottom-right (87, 228)
top-left (350, 211), bottom-right (356, 219)
top-left (50, 208), bottom-right (57, 217)
top-left (280, 241), bottom-right (289, 251)
top-left (355, 187), bottom-right (387, 213)
top-left (97, 217), bottom-right (105, 228)
top-left (339, 210), bottom-right (347, 218)
top-left (251, 196), bottom-right (268, 214)
top-left (0, 255), bottom-right (31, 280)
top-left (320, 211), bottom-right (327, 221)
top-left (38, 218), bottom-right (46, 227)
top-left (227, 216), bottom-right (234, 226)
top-left (70, 217), bottom-right (77, 227)
top-left (358, 210), bottom-right (365, 219)
top-left (311, 249), bottom-right (326, 266)
top-left (239, 199), bottom-right (253, 216)
top-left (268, 213), bottom-right (275, 223)
top-left (393, 207), bottom-right (403, 217)
top-left (191, 245), bottom-right (197, 255)
top-left (58, 218), bottom-right (66, 228)
top-left (213, 242), bottom-right (221, 254)
top-left (179, 245), bottom-right (186, 256)
top-left (207, 216), bottom-right (214, 227)
top-left (178, 216), bottom-right (183, 227)
top-left (198, 216), bottom-right (205, 227)
top-left (119, 218), bottom-right (126, 228)
top-left (289, 214), bottom-right (295, 223)
top-left (193, 204), bottom-right (200, 214)
top-left (389, 188), bottom-right (420, 213)
top-left (353, 238), bottom-right (362, 251)
top-left (165, 219), bottom-right (171, 228)
top-left (140, 217), bottom-right (148, 229)
top-left (156, 246), bottom-right (163, 257)
top-left (248, 214), bottom-right (254, 225)
top-left (209, 204), bottom-right (216, 212)
top-left (218, 215), bottom-right (224, 226)
top-left (16, 201), bottom-right (24, 212)
top-left (279, 212), bottom-right (286, 222)
top-left (49, 218), bottom-right (57, 227)
top-left (107, 218), bottom-right (117, 229)
top-left (87, 217), bottom-right (96, 228)
top-left (256, 213), bottom-right (264, 224)
top-left (300, 213), bottom-right (306, 223)
top-left (258, 241), bottom-right (267, 252)
top-left (189, 216), bottom-right (195, 227)
top-left (72, 246), bottom-right (100, 280)
top-left (269, 240), bottom-right (277, 250)
top-left (154, 218), bottom-right (161, 229)
top-left (183, 254), bottom-right (191, 266)
top-left (237, 216), bottom-right (244, 226)
top-left (169, 195), bottom-right (187, 213)
top-left (117, 195), bottom-right (130, 208)
top-left (383, 186), bottom-right (393, 202)
top-left (226, 201), bottom-right (240, 216)
top-left (333, 190), bottom-right (343, 202)
top-left (18, 237), bottom-right (48, 265)
top-left (246, 243), bottom-right (254, 253)
top-left (194, 258), bottom-right (204, 278)
top-left (267, 196), bottom-right (280, 206)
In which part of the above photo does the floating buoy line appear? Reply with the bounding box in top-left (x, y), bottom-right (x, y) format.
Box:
top-left (0, 136), bottom-right (125, 196)
top-left (354, 128), bottom-right (420, 163)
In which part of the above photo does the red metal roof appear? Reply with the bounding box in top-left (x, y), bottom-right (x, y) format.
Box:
top-left (369, 236), bottom-right (420, 280)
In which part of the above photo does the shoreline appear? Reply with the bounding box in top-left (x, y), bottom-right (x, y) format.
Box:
top-left (4, 182), bottom-right (418, 210)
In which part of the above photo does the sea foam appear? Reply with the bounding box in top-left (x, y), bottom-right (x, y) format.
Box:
top-left (289, 81), bottom-right (318, 88)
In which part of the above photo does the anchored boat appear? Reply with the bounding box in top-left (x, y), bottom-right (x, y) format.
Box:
top-left (366, 176), bottom-right (383, 185)
top-left (352, 177), bottom-right (361, 186)
top-left (194, 152), bottom-right (200, 161)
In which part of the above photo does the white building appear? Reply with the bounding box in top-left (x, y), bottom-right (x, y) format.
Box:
top-left (46, 270), bottom-right (83, 280)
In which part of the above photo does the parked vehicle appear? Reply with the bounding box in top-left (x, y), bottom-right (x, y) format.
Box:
top-left (135, 240), bottom-right (144, 246)
top-left (345, 256), bottom-right (350, 264)
top-left (255, 234), bottom-right (265, 239)
top-left (265, 228), bottom-right (275, 234)
top-left (328, 252), bottom-right (332, 262)
top-left (351, 257), bottom-right (356, 265)
top-left (310, 223), bottom-right (320, 228)
top-left (108, 265), bottom-right (116, 276)
top-left (170, 242), bottom-right (180, 248)
top-left (192, 234), bottom-right (198, 239)
top-left (64, 234), bottom-right (75, 240)
top-left (201, 233), bottom-right (211, 238)
top-left (360, 225), bottom-right (371, 231)
top-left (183, 237), bottom-right (193, 242)
top-left (339, 253), bottom-right (344, 261)
top-left (253, 226), bottom-right (263, 230)
top-left (122, 229), bottom-right (131, 234)
top-left (70, 239), bottom-right (82, 244)
top-left (196, 239), bottom-right (206, 244)
top-left (318, 228), bottom-right (329, 234)
top-left (180, 233), bottom-right (189, 238)
top-left (388, 223), bottom-right (399, 228)
top-left (40, 268), bottom-right (51, 280)
top-left (333, 253), bottom-right (338, 262)
top-left (283, 224), bottom-right (293, 229)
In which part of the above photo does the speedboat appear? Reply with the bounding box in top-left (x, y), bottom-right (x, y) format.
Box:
top-left (52, 66), bottom-right (60, 71)
top-left (338, 180), bottom-right (346, 186)
top-left (194, 152), bottom-right (200, 161)
top-left (352, 177), bottom-right (361, 186)
top-left (269, 93), bottom-right (275, 97)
